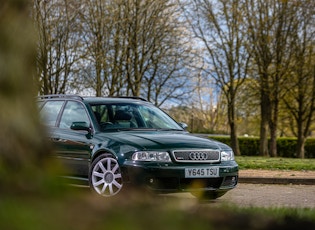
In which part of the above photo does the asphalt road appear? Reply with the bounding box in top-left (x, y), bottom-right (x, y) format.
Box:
top-left (218, 183), bottom-right (315, 208)
top-left (161, 183), bottom-right (315, 208)
top-left (75, 182), bottom-right (315, 208)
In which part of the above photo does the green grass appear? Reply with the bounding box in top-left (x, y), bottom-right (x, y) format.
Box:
top-left (235, 156), bottom-right (315, 171)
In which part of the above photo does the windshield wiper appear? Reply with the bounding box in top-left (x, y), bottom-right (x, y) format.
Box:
top-left (102, 128), bottom-right (184, 132)
top-left (157, 128), bottom-right (184, 131)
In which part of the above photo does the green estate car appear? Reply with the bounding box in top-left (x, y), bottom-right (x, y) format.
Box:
top-left (38, 95), bottom-right (238, 199)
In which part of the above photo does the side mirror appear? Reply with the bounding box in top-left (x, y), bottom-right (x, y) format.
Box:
top-left (178, 122), bottom-right (188, 130)
top-left (71, 122), bottom-right (93, 138)
top-left (70, 121), bottom-right (90, 131)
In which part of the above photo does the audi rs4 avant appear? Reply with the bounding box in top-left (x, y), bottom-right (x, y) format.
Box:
top-left (38, 95), bottom-right (238, 199)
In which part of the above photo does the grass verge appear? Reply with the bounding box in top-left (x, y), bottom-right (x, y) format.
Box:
top-left (236, 156), bottom-right (315, 171)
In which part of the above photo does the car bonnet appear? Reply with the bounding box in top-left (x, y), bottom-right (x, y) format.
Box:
top-left (97, 131), bottom-right (226, 151)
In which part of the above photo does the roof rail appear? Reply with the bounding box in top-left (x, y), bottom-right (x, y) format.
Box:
top-left (115, 96), bottom-right (148, 102)
top-left (37, 94), bottom-right (83, 100)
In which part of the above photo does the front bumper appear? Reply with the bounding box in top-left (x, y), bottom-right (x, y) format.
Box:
top-left (121, 161), bottom-right (238, 193)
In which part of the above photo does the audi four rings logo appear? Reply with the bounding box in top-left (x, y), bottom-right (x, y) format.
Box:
top-left (189, 152), bottom-right (208, 160)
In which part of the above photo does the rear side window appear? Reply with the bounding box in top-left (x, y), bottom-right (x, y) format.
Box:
top-left (40, 101), bottom-right (64, 126)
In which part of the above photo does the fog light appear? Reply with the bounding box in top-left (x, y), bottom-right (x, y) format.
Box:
top-left (149, 178), bottom-right (154, 184)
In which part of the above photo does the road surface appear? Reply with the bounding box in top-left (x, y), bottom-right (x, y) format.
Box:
top-left (162, 183), bottom-right (315, 208)
top-left (218, 183), bottom-right (315, 208)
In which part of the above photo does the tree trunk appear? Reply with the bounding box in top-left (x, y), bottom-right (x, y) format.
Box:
top-left (297, 117), bottom-right (306, 158)
top-left (269, 99), bottom-right (278, 157)
top-left (297, 135), bottom-right (306, 159)
top-left (269, 123), bottom-right (278, 157)
top-left (96, 64), bottom-right (102, 97)
top-left (259, 90), bottom-right (270, 156)
top-left (230, 123), bottom-right (240, 156)
top-left (228, 99), bottom-right (241, 156)
top-left (0, 0), bottom-right (52, 194)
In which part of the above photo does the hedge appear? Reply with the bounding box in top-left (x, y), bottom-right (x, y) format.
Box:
top-left (209, 136), bottom-right (315, 158)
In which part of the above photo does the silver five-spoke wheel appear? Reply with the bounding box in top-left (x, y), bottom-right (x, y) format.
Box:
top-left (90, 155), bottom-right (123, 197)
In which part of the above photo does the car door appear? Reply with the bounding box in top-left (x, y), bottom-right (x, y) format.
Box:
top-left (54, 100), bottom-right (93, 177)
top-left (39, 99), bottom-right (65, 152)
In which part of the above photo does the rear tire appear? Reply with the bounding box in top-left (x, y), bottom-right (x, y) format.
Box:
top-left (89, 154), bottom-right (123, 197)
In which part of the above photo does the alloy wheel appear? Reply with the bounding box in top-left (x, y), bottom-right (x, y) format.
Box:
top-left (91, 156), bottom-right (123, 196)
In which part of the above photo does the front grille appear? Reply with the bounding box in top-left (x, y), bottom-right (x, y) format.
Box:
top-left (172, 149), bottom-right (220, 163)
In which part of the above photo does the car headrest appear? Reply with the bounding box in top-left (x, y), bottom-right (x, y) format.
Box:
top-left (114, 110), bottom-right (132, 121)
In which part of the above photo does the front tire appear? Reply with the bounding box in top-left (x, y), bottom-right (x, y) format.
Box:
top-left (191, 191), bottom-right (227, 200)
top-left (89, 154), bottom-right (123, 197)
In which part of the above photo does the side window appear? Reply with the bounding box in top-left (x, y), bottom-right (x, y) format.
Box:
top-left (59, 101), bottom-right (90, 129)
top-left (40, 101), bottom-right (64, 126)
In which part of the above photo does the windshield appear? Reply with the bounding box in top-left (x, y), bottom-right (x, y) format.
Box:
top-left (90, 103), bottom-right (183, 131)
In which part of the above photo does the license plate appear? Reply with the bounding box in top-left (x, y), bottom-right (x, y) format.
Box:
top-left (185, 167), bottom-right (219, 178)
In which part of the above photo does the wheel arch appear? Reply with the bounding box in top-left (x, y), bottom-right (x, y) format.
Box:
top-left (91, 149), bottom-right (118, 163)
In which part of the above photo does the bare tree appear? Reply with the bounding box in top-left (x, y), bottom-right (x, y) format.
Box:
top-left (80, 0), bottom-right (193, 105)
top-left (117, 0), bottom-right (193, 103)
top-left (182, 0), bottom-right (250, 155)
top-left (244, 0), bottom-right (300, 156)
top-left (282, 0), bottom-right (315, 158)
top-left (143, 36), bottom-right (195, 106)
top-left (79, 0), bottom-right (118, 96)
top-left (192, 68), bottom-right (220, 133)
top-left (235, 78), bottom-right (261, 136)
top-left (33, 0), bottom-right (82, 94)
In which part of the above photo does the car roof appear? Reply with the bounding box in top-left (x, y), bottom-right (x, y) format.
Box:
top-left (38, 94), bottom-right (150, 104)
top-left (82, 96), bottom-right (149, 104)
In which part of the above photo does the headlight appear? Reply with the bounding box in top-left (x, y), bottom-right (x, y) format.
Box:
top-left (132, 151), bottom-right (171, 162)
top-left (221, 150), bottom-right (234, 161)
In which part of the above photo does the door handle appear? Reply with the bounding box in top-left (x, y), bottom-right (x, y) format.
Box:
top-left (51, 137), bottom-right (61, 142)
